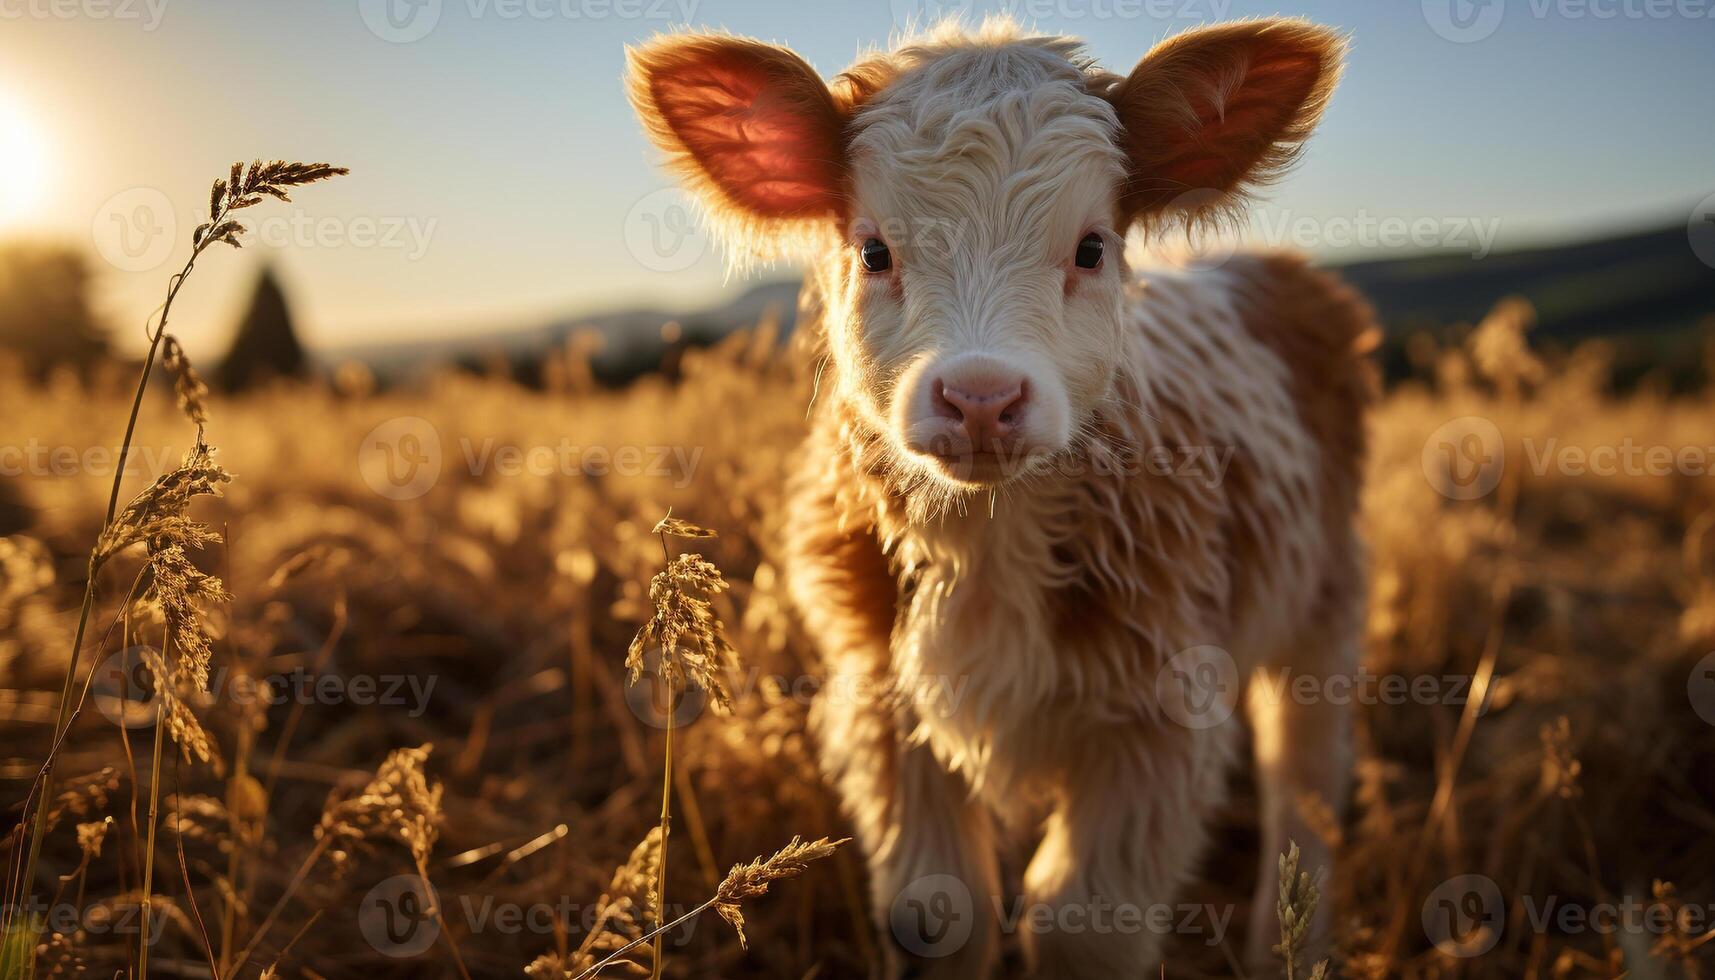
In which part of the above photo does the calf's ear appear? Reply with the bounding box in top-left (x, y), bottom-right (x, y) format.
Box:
top-left (627, 33), bottom-right (847, 257)
top-left (1106, 19), bottom-right (1345, 227)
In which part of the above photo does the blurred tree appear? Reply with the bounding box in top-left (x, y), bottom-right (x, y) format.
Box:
top-left (0, 243), bottom-right (111, 373)
top-left (217, 266), bottom-right (307, 390)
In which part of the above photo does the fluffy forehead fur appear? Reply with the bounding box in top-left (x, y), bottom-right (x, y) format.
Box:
top-left (843, 24), bottom-right (1123, 253)
top-left (821, 24), bottom-right (1131, 469)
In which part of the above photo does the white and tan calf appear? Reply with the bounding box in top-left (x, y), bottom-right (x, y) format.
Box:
top-left (629, 17), bottom-right (1375, 978)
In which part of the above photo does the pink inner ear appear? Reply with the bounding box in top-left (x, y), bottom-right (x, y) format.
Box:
top-left (651, 49), bottom-right (844, 219)
top-left (1110, 22), bottom-right (1340, 220)
top-left (1159, 49), bottom-right (1323, 190)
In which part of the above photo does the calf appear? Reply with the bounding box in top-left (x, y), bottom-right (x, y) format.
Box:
top-left (629, 17), bottom-right (1374, 977)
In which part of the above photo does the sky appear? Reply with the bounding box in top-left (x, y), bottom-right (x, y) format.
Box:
top-left (0, 0), bottom-right (1709, 354)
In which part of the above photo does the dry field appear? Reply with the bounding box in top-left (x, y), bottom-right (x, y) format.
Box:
top-left (2, 295), bottom-right (1715, 978)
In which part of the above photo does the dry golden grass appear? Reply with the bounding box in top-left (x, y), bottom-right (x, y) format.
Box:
top-left (1, 294), bottom-right (1713, 977)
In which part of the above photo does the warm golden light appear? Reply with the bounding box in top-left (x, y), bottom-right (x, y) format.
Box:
top-left (0, 94), bottom-right (49, 227)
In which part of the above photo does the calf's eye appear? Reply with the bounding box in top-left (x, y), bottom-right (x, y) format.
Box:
top-left (1074, 232), bottom-right (1104, 270)
top-left (860, 238), bottom-right (892, 273)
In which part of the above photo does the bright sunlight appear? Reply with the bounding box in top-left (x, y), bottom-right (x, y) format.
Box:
top-left (0, 93), bottom-right (49, 228)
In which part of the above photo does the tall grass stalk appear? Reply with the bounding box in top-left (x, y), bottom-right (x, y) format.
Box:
top-left (574, 836), bottom-right (845, 980)
top-left (10, 161), bottom-right (345, 973)
top-left (138, 633), bottom-right (169, 980)
top-left (651, 529), bottom-right (674, 980)
top-left (625, 512), bottom-right (738, 978)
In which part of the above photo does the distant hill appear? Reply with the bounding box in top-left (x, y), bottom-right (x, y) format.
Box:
top-left (324, 223), bottom-right (1714, 386)
top-left (325, 280), bottom-right (801, 383)
top-left (1340, 224), bottom-right (1714, 340)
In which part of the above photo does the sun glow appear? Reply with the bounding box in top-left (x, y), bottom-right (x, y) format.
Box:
top-left (0, 94), bottom-right (50, 228)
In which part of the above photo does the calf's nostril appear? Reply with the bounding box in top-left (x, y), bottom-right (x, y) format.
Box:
top-left (930, 378), bottom-right (964, 421)
top-left (932, 377), bottom-right (1028, 445)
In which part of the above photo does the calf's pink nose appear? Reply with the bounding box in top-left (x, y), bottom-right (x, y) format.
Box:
top-left (933, 377), bottom-right (1029, 449)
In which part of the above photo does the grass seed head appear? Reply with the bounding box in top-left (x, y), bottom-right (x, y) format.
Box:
top-left (626, 519), bottom-right (739, 713)
top-left (317, 743), bottom-right (444, 869)
top-left (45, 767), bottom-right (121, 832)
top-left (711, 836), bottom-right (846, 949)
top-left (74, 817), bottom-right (111, 860)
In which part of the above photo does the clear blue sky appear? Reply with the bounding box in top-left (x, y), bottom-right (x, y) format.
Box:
top-left (0, 0), bottom-right (1708, 353)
